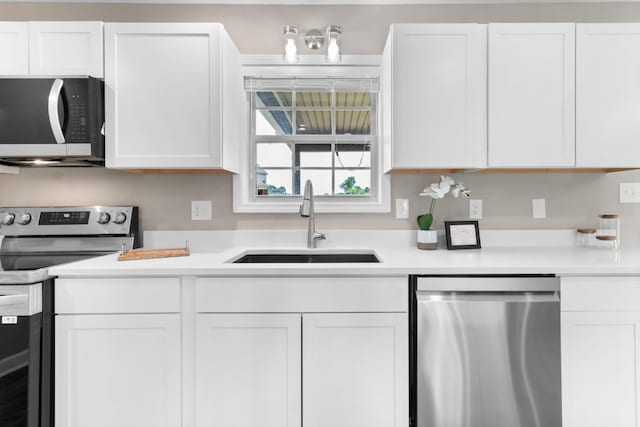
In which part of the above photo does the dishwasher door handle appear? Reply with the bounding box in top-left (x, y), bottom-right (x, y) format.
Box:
top-left (416, 291), bottom-right (559, 303)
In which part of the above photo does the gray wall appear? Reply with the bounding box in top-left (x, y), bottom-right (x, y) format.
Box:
top-left (1, 2), bottom-right (640, 245)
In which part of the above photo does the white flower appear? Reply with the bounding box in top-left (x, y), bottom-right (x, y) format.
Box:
top-left (420, 176), bottom-right (470, 200)
top-left (451, 182), bottom-right (471, 198)
top-left (420, 186), bottom-right (444, 199)
top-left (439, 175), bottom-right (455, 194)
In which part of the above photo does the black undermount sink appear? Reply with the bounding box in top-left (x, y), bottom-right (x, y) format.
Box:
top-left (232, 252), bottom-right (380, 264)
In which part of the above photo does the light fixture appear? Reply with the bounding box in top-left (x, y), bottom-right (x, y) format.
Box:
top-left (282, 25), bottom-right (343, 63)
top-left (325, 25), bottom-right (342, 63)
top-left (282, 25), bottom-right (299, 64)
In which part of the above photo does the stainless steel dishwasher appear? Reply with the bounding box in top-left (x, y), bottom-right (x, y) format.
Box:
top-left (411, 276), bottom-right (561, 427)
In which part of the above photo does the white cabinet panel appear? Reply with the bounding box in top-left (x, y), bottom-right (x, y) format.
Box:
top-left (383, 24), bottom-right (487, 170)
top-left (105, 23), bottom-right (240, 170)
top-left (562, 312), bottom-right (640, 427)
top-left (0, 22), bottom-right (28, 75)
top-left (195, 276), bottom-right (408, 313)
top-left (489, 23), bottom-right (575, 167)
top-left (29, 21), bottom-right (103, 77)
top-left (196, 314), bottom-right (301, 427)
top-left (55, 314), bottom-right (181, 427)
top-left (577, 24), bottom-right (640, 167)
top-left (55, 278), bottom-right (181, 314)
top-left (303, 313), bottom-right (408, 427)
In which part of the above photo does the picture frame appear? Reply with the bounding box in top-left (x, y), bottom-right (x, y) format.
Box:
top-left (444, 220), bottom-right (481, 250)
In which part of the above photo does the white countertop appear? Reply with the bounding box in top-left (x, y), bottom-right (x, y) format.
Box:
top-left (48, 230), bottom-right (640, 277)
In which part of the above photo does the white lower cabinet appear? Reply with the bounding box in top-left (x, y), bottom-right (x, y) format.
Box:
top-left (561, 276), bottom-right (640, 427)
top-left (562, 312), bottom-right (640, 427)
top-left (195, 314), bottom-right (302, 427)
top-left (194, 312), bottom-right (407, 427)
top-left (303, 313), bottom-right (408, 427)
top-left (55, 314), bottom-right (182, 427)
top-left (54, 276), bottom-right (408, 427)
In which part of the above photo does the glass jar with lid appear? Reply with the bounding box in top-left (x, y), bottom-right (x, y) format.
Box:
top-left (598, 214), bottom-right (620, 246)
top-left (576, 228), bottom-right (597, 247)
top-left (595, 235), bottom-right (618, 250)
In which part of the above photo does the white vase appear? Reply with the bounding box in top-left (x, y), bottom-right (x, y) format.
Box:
top-left (417, 230), bottom-right (438, 250)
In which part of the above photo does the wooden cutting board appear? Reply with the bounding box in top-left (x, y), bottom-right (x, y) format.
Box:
top-left (118, 247), bottom-right (190, 261)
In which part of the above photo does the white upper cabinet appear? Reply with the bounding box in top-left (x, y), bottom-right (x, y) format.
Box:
top-left (105, 23), bottom-right (241, 170)
top-left (382, 24), bottom-right (487, 171)
top-left (29, 21), bottom-right (103, 77)
top-left (577, 24), bottom-right (640, 168)
top-left (0, 22), bottom-right (28, 75)
top-left (0, 21), bottom-right (102, 77)
top-left (488, 23), bottom-right (575, 168)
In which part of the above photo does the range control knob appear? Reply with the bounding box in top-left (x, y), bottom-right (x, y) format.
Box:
top-left (113, 212), bottom-right (127, 224)
top-left (1, 213), bottom-right (15, 225)
top-left (97, 212), bottom-right (111, 224)
top-left (16, 213), bottom-right (31, 225)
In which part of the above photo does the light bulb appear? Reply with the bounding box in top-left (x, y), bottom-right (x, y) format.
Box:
top-left (284, 38), bottom-right (298, 63)
top-left (326, 37), bottom-right (340, 63)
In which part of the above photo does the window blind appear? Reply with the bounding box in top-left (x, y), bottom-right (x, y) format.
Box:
top-left (244, 77), bottom-right (379, 92)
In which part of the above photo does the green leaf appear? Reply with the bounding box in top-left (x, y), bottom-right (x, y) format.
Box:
top-left (417, 213), bottom-right (433, 230)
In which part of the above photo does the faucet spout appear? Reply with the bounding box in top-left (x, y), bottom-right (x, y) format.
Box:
top-left (299, 180), bottom-right (326, 248)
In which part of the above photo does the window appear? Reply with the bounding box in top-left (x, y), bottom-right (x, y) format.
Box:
top-left (234, 73), bottom-right (389, 213)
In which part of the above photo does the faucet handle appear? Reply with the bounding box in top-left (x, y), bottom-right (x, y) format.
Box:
top-left (314, 232), bottom-right (327, 241)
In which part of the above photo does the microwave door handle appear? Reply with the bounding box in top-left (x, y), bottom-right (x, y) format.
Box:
top-left (48, 79), bottom-right (66, 144)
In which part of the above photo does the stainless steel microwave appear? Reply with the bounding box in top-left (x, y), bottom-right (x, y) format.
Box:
top-left (0, 77), bottom-right (104, 166)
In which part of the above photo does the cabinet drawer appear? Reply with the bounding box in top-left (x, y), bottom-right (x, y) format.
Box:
top-left (195, 277), bottom-right (408, 313)
top-left (55, 278), bottom-right (181, 314)
top-left (561, 276), bottom-right (640, 311)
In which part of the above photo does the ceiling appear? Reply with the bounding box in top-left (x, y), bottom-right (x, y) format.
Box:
top-left (1, 0), bottom-right (636, 3)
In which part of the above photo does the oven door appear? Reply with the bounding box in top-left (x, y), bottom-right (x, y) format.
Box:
top-left (0, 312), bottom-right (42, 427)
top-left (0, 78), bottom-right (103, 159)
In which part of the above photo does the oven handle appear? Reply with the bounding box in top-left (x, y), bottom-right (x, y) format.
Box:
top-left (0, 294), bottom-right (28, 306)
top-left (48, 78), bottom-right (66, 144)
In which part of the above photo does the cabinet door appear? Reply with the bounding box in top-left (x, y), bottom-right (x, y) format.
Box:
top-left (562, 311), bottom-right (640, 427)
top-left (105, 23), bottom-right (222, 169)
top-left (0, 22), bottom-right (28, 75)
top-left (55, 314), bottom-right (181, 427)
top-left (196, 314), bottom-right (301, 427)
top-left (489, 23), bottom-right (575, 167)
top-left (577, 24), bottom-right (640, 167)
top-left (303, 313), bottom-right (408, 427)
top-left (29, 21), bottom-right (103, 77)
top-left (384, 24), bottom-right (487, 170)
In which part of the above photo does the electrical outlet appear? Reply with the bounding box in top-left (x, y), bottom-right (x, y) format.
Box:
top-left (469, 199), bottom-right (482, 219)
top-left (191, 200), bottom-right (212, 221)
top-left (395, 199), bottom-right (409, 219)
top-left (532, 199), bottom-right (546, 219)
top-left (620, 183), bottom-right (640, 203)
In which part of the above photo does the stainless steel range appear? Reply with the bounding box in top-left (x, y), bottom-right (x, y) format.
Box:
top-left (0, 206), bottom-right (139, 427)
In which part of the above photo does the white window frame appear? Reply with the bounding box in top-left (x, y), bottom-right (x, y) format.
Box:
top-left (233, 55), bottom-right (390, 213)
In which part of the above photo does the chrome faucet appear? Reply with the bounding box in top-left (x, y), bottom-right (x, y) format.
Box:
top-left (299, 180), bottom-right (326, 248)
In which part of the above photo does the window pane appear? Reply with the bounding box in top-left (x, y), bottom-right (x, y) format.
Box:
top-left (335, 144), bottom-right (371, 168)
top-left (336, 110), bottom-right (371, 135)
top-left (256, 110), bottom-right (292, 135)
top-left (335, 170), bottom-right (371, 195)
top-left (296, 92), bottom-right (331, 107)
top-left (336, 92), bottom-right (371, 108)
top-left (299, 170), bottom-right (333, 196)
top-left (297, 144), bottom-right (331, 168)
top-left (296, 111), bottom-right (331, 135)
top-left (257, 143), bottom-right (292, 168)
top-left (255, 91), bottom-right (292, 107)
top-left (258, 169), bottom-right (292, 196)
